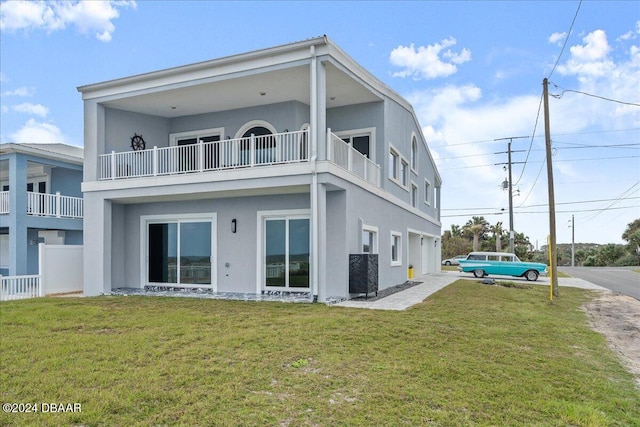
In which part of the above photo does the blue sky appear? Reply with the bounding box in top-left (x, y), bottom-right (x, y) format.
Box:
top-left (1, 0), bottom-right (638, 246)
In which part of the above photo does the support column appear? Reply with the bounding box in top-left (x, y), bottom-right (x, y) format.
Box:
top-left (8, 154), bottom-right (28, 275)
top-left (83, 194), bottom-right (112, 295)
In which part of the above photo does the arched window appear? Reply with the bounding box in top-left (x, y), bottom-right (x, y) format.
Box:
top-left (235, 120), bottom-right (277, 165)
top-left (411, 134), bottom-right (418, 171)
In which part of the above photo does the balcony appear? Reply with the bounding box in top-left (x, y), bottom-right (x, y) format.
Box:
top-left (99, 129), bottom-right (309, 180)
top-left (327, 131), bottom-right (381, 187)
top-left (96, 128), bottom-right (381, 188)
top-left (0, 191), bottom-right (83, 219)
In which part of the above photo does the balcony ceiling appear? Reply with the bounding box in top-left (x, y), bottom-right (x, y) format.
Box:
top-left (101, 63), bottom-right (382, 119)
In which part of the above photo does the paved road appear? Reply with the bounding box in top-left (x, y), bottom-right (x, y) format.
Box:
top-left (559, 266), bottom-right (640, 300)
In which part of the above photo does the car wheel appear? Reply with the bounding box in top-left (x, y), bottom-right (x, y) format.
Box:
top-left (524, 270), bottom-right (539, 281)
top-left (473, 269), bottom-right (485, 278)
top-left (445, 261), bottom-right (451, 266)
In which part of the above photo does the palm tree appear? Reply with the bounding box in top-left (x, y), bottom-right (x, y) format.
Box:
top-left (462, 216), bottom-right (489, 252)
top-left (490, 221), bottom-right (504, 252)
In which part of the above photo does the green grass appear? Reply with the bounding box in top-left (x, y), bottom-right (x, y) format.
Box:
top-left (1, 281), bottom-right (639, 426)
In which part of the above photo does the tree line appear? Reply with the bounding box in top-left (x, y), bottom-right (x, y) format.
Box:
top-left (442, 217), bottom-right (640, 266)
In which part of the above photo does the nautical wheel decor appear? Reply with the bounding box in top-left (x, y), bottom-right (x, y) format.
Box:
top-left (130, 133), bottom-right (146, 151)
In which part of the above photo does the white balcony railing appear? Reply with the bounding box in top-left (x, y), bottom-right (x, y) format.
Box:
top-left (99, 129), bottom-right (309, 180)
top-left (327, 130), bottom-right (381, 187)
top-left (0, 191), bottom-right (82, 218)
top-left (0, 191), bottom-right (8, 214)
top-left (27, 192), bottom-right (83, 219)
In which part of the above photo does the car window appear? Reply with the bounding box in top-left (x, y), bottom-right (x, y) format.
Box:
top-left (468, 254), bottom-right (485, 260)
top-left (488, 255), bottom-right (499, 261)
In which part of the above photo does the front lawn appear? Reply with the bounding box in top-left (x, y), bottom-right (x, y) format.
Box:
top-left (1, 281), bottom-right (638, 426)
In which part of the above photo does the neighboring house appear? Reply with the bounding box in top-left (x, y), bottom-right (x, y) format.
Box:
top-left (0, 143), bottom-right (84, 276)
top-left (78, 36), bottom-right (442, 302)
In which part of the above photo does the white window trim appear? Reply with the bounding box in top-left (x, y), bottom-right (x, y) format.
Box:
top-left (390, 231), bottom-right (402, 266)
top-left (411, 181), bottom-right (418, 208)
top-left (362, 224), bottom-right (379, 254)
top-left (256, 209), bottom-right (311, 294)
top-left (140, 213), bottom-right (218, 290)
top-left (388, 144), bottom-right (409, 191)
top-left (170, 127), bottom-right (225, 146)
top-left (235, 120), bottom-right (278, 139)
top-left (424, 178), bottom-right (432, 206)
top-left (334, 127), bottom-right (376, 160)
top-left (410, 133), bottom-right (418, 174)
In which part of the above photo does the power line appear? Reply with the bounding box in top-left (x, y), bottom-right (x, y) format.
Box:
top-left (429, 127), bottom-right (639, 149)
top-left (548, 0), bottom-right (582, 79)
top-left (442, 196), bottom-right (640, 212)
top-left (441, 205), bottom-right (637, 218)
top-left (550, 82), bottom-right (640, 107)
top-left (514, 91), bottom-right (544, 187)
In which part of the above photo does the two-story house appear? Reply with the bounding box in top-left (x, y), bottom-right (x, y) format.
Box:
top-left (0, 143), bottom-right (84, 276)
top-left (78, 36), bottom-right (442, 302)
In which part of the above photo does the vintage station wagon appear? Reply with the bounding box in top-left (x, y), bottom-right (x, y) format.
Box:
top-left (457, 252), bottom-right (547, 281)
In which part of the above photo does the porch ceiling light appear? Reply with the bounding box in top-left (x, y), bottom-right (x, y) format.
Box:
top-left (259, 92), bottom-right (266, 96)
top-left (231, 218), bottom-right (237, 233)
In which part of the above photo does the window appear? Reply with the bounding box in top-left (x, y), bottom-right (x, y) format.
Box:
top-left (424, 180), bottom-right (431, 205)
top-left (389, 149), bottom-right (398, 180)
top-left (433, 186), bottom-right (440, 210)
top-left (259, 210), bottom-right (311, 290)
top-left (401, 160), bottom-right (408, 186)
top-left (170, 127), bottom-right (224, 171)
top-left (143, 214), bottom-right (216, 288)
top-left (362, 225), bottom-right (378, 254)
top-left (336, 128), bottom-right (376, 159)
top-left (411, 183), bottom-right (418, 208)
top-left (411, 135), bottom-right (418, 171)
top-left (391, 231), bottom-right (402, 266)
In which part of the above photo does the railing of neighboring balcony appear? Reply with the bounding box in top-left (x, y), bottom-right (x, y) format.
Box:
top-left (27, 192), bottom-right (83, 219)
top-left (0, 191), bottom-right (83, 219)
top-left (0, 191), bottom-right (8, 215)
top-left (99, 129), bottom-right (309, 180)
top-left (327, 130), bottom-right (381, 187)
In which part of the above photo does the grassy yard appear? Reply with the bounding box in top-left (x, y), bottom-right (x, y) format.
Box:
top-left (1, 281), bottom-right (638, 426)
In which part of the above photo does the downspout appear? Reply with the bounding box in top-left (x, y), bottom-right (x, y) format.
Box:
top-left (310, 45), bottom-right (319, 302)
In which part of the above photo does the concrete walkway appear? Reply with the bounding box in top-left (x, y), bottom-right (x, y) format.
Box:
top-left (333, 270), bottom-right (608, 311)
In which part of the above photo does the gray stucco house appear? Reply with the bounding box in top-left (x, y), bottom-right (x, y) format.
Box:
top-left (78, 36), bottom-right (442, 302)
top-left (0, 143), bottom-right (84, 276)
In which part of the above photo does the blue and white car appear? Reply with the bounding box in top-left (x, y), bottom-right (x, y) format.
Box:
top-left (458, 252), bottom-right (547, 281)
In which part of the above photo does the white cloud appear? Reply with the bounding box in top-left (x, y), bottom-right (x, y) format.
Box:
top-left (558, 29), bottom-right (614, 78)
top-left (549, 32), bottom-right (567, 45)
top-left (617, 20), bottom-right (639, 41)
top-left (12, 102), bottom-right (49, 117)
top-left (10, 118), bottom-right (65, 144)
top-left (1, 86), bottom-right (35, 97)
top-left (0, 0), bottom-right (136, 42)
top-left (390, 38), bottom-right (471, 80)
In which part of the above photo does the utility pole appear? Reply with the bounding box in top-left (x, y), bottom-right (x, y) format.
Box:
top-left (543, 78), bottom-right (559, 297)
top-left (569, 215), bottom-right (575, 267)
top-left (495, 136), bottom-right (527, 254)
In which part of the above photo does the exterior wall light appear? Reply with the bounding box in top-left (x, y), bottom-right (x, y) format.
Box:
top-left (231, 219), bottom-right (237, 233)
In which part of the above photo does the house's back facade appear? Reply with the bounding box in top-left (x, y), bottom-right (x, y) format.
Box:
top-left (78, 36), bottom-right (442, 302)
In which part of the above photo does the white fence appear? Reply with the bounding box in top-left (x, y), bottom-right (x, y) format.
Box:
top-left (0, 243), bottom-right (83, 301)
top-left (99, 129), bottom-right (309, 180)
top-left (327, 130), bottom-right (381, 187)
top-left (0, 275), bottom-right (42, 301)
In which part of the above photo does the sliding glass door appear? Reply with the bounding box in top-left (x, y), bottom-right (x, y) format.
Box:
top-left (147, 219), bottom-right (213, 287)
top-left (264, 217), bottom-right (310, 290)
